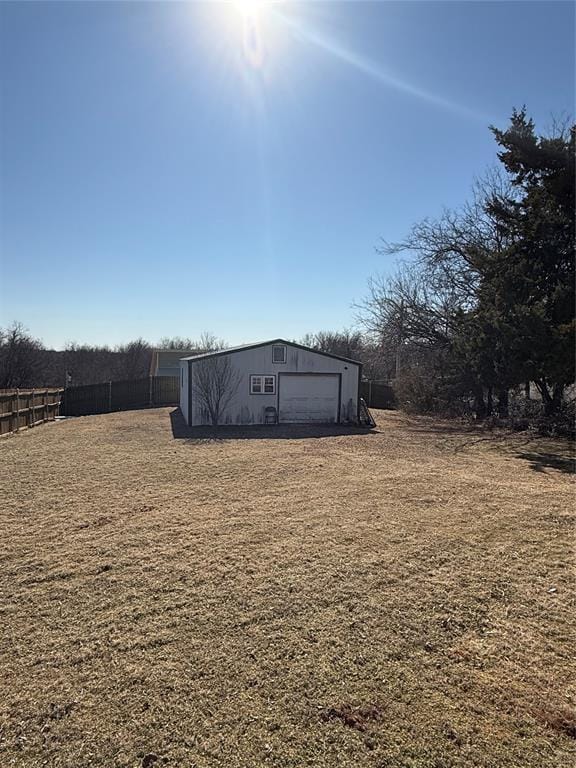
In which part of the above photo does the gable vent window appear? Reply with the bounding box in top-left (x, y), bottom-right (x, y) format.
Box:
top-left (272, 345), bottom-right (287, 364)
top-left (251, 375), bottom-right (275, 395)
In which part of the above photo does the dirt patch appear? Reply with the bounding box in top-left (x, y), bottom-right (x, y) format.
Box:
top-left (321, 702), bottom-right (385, 731)
top-left (533, 705), bottom-right (576, 739)
top-left (1, 407), bottom-right (574, 767)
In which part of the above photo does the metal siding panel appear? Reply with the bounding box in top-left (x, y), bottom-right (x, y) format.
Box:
top-left (179, 361), bottom-right (189, 424)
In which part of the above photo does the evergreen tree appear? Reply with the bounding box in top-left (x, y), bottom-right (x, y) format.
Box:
top-left (483, 109), bottom-right (575, 414)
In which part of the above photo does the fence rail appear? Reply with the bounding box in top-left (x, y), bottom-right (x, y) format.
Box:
top-left (0, 389), bottom-right (63, 436)
top-left (60, 376), bottom-right (179, 417)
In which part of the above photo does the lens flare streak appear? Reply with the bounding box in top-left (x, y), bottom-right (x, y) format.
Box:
top-left (242, 10), bottom-right (265, 69)
top-left (276, 11), bottom-right (491, 122)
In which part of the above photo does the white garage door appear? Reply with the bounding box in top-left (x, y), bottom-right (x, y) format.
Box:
top-left (278, 374), bottom-right (340, 423)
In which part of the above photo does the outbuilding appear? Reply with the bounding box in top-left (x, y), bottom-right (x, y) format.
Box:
top-left (150, 348), bottom-right (199, 377)
top-left (179, 339), bottom-right (363, 427)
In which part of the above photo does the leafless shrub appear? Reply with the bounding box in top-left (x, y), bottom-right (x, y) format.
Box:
top-left (191, 354), bottom-right (240, 426)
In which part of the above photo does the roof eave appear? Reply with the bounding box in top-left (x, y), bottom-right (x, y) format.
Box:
top-left (180, 338), bottom-right (362, 366)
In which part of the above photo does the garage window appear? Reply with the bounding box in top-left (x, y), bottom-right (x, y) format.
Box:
top-left (272, 345), bottom-right (287, 363)
top-left (250, 375), bottom-right (275, 394)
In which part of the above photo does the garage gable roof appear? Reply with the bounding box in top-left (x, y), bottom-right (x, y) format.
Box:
top-left (180, 339), bottom-right (361, 366)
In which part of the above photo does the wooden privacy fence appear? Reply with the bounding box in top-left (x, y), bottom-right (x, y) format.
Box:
top-left (0, 389), bottom-right (63, 436)
top-left (360, 379), bottom-right (395, 410)
top-left (60, 376), bottom-right (179, 417)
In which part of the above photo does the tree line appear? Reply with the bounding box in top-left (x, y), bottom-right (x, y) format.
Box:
top-left (0, 324), bottom-right (391, 390)
top-left (0, 325), bottom-right (153, 388)
top-left (0, 327), bottom-right (230, 389)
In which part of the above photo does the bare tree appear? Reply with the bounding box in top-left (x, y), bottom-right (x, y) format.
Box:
top-left (197, 331), bottom-right (227, 353)
top-left (190, 353), bottom-right (240, 426)
top-left (302, 329), bottom-right (393, 380)
top-left (62, 342), bottom-right (116, 386)
top-left (356, 170), bottom-right (516, 384)
top-left (375, 168), bottom-right (515, 310)
top-left (157, 331), bottom-right (227, 353)
top-left (301, 329), bottom-right (364, 359)
top-left (0, 322), bottom-right (44, 388)
top-left (357, 262), bottom-right (464, 354)
top-left (157, 336), bottom-right (196, 350)
top-left (114, 339), bottom-right (152, 379)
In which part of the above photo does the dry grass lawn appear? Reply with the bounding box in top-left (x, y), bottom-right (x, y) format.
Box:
top-left (1, 408), bottom-right (575, 768)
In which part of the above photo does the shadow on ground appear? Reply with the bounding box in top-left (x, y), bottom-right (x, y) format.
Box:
top-left (404, 421), bottom-right (481, 437)
top-left (515, 452), bottom-right (575, 475)
top-left (390, 417), bottom-right (575, 474)
top-left (169, 408), bottom-right (376, 442)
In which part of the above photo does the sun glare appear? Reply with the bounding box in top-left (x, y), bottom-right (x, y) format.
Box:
top-left (233, 0), bottom-right (270, 18)
top-left (207, 0), bottom-right (285, 73)
top-left (232, 0), bottom-right (277, 69)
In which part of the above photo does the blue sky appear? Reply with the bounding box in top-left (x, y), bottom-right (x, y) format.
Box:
top-left (0, 0), bottom-right (574, 349)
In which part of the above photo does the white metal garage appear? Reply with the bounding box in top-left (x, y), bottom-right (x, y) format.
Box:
top-left (179, 339), bottom-right (363, 427)
top-left (278, 373), bottom-right (340, 423)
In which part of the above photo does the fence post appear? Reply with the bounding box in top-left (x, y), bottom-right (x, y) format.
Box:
top-left (15, 389), bottom-right (20, 432)
top-left (30, 390), bottom-right (35, 427)
top-left (108, 381), bottom-right (113, 412)
top-left (149, 376), bottom-right (153, 408)
top-left (9, 392), bottom-right (14, 434)
top-left (8, 392), bottom-right (13, 434)
top-left (44, 390), bottom-right (48, 423)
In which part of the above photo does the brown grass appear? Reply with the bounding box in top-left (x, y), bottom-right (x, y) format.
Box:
top-left (1, 408), bottom-right (574, 768)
